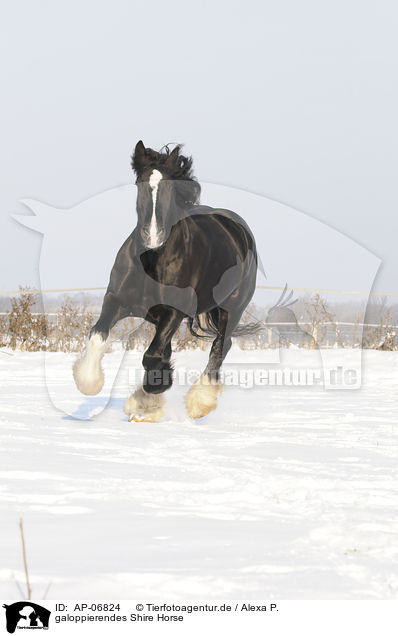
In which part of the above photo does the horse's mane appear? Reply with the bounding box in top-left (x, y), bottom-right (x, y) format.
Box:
top-left (132, 141), bottom-right (200, 206)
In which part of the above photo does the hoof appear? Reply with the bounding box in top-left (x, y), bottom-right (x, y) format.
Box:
top-left (124, 386), bottom-right (165, 423)
top-left (185, 375), bottom-right (222, 419)
top-left (128, 411), bottom-right (164, 423)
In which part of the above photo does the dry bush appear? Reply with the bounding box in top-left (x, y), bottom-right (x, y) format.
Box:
top-left (4, 291), bottom-right (96, 352)
top-left (116, 320), bottom-right (155, 351)
top-left (362, 299), bottom-right (398, 350)
top-left (112, 317), bottom-right (143, 350)
top-left (49, 297), bottom-right (95, 352)
top-left (238, 327), bottom-right (268, 350)
top-left (377, 327), bottom-right (397, 351)
top-left (363, 309), bottom-right (397, 350)
top-left (303, 293), bottom-right (337, 348)
top-left (0, 313), bottom-right (8, 348)
top-left (173, 322), bottom-right (198, 351)
top-left (8, 288), bottom-right (48, 351)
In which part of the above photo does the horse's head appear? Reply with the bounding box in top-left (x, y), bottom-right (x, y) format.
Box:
top-left (131, 140), bottom-right (200, 249)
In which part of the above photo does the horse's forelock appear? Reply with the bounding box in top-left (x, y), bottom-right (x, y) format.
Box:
top-left (132, 142), bottom-right (196, 181)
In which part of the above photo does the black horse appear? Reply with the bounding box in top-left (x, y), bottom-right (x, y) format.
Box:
top-left (73, 141), bottom-right (258, 420)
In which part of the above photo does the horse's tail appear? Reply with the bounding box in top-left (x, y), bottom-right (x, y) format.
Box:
top-left (188, 310), bottom-right (263, 340)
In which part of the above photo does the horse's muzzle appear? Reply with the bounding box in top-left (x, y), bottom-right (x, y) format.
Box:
top-left (141, 228), bottom-right (166, 249)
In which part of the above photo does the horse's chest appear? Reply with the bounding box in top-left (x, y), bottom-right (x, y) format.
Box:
top-left (140, 250), bottom-right (189, 286)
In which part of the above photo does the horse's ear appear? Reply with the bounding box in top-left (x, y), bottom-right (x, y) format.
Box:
top-left (135, 140), bottom-right (145, 155)
top-left (132, 140), bottom-right (147, 175)
top-left (167, 145), bottom-right (180, 165)
top-left (164, 145), bottom-right (182, 175)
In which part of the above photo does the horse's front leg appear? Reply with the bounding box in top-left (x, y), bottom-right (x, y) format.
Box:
top-left (124, 308), bottom-right (183, 422)
top-left (73, 292), bottom-right (123, 395)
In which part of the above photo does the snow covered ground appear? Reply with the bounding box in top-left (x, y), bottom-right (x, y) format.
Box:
top-left (0, 346), bottom-right (397, 599)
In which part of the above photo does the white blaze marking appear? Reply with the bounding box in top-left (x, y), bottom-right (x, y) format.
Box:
top-left (148, 169), bottom-right (163, 247)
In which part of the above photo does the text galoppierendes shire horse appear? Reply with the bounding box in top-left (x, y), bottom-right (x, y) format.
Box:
top-left (73, 141), bottom-right (258, 420)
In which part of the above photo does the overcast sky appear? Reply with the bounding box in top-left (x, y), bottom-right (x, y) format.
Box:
top-left (0, 0), bottom-right (397, 296)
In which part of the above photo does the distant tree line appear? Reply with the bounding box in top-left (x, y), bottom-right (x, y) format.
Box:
top-left (0, 288), bottom-right (396, 352)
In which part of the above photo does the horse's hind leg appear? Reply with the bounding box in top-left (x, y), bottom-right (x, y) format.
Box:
top-left (185, 308), bottom-right (236, 419)
top-left (73, 292), bottom-right (123, 395)
top-left (124, 307), bottom-right (183, 422)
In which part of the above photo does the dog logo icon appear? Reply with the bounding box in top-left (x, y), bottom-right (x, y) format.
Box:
top-left (2, 603), bottom-right (51, 633)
